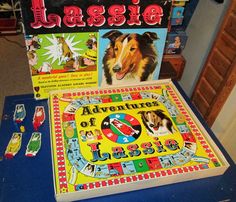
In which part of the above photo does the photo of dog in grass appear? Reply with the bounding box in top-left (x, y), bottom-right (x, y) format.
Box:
top-left (99, 28), bottom-right (167, 86)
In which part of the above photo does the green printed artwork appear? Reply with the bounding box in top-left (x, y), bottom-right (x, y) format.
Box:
top-left (26, 33), bottom-right (97, 74)
top-left (26, 33), bottom-right (98, 99)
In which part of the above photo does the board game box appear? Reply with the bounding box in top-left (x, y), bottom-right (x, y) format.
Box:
top-left (49, 79), bottom-right (229, 202)
top-left (20, 0), bottom-right (172, 99)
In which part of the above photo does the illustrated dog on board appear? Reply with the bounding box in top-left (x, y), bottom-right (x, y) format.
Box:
top-left (57, 36), bottom-right (73, 65)
top-left (138, 110), bottom-right (175, 137)
top-left (102, 30), bottom-right (159, 85)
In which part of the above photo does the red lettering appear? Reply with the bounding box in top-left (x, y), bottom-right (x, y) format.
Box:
top-left (87, 5), bottom-right (105, 27)
top-left (127, 5), bottom-right (141, 25)
top-left (30, 0), bottom-right (61, 29)
top-left (153, 141), bottom-right (166, 153)
top-left (132, 0), bottom-right (140, 4)
top-left (127, 144), bottom-right (141, 157)
top-left (87, 142), bottom-right (99, 151)
top-left (30, 1), bottom-right (165, 29)
top-left (165, 139), bottom-right (179, 151)
top-left (112, 147), bottom-right (124, 153)
top-left (141, 142), bottom-right (154, 154)
top-left (112, 147), bottom-right (127, 159)
top-left (127, 144), bottom-right (138, 151)
top-left (108, 5), bottom-right (126, 26)
top-left (141, 142), bottom-right (152, 149)
top-left (142, 5), bottom-right (163, 25)
top-left (63, 6), bottom-right (86, 27)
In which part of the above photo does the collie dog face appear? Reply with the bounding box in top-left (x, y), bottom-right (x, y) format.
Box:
top-left (143, 110), bottom-right (163, 129)
top-left (102, 30), bottom-right (159, 85)
top-left (138, 110), bottom-right (174, 136)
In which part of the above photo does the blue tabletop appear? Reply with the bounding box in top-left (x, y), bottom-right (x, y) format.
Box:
top-left (0, 90), bottom-right (235, 202)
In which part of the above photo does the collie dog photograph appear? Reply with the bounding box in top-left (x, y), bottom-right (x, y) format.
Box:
top-left (138, 109), bottom-right (175, 137)
top-left (99, 28), bottom-right (167, 86)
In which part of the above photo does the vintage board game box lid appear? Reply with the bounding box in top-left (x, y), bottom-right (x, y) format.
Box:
top-left (48, 79), bottom-right (229, 202)
top-left (20, 0), bottom-right (172, 99)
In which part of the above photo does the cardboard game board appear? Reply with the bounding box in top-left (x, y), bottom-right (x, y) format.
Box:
top-left (49, 79), bottom-right (229, 202)
top-left (20, 0), bottom-right (172, 99)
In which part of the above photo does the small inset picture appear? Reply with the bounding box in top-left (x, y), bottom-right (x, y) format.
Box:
top-left (171, 6), bottom-right (185, 18)
top-left (99, 28), bottom-right (167, 86)
top-left (82, 163), bottom-right (95, 177)
top-left (165, 31), bottom-right (188, 54)
top-left (25, 32), bottom-right (98, 75)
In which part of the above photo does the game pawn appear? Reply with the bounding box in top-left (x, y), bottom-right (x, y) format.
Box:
top-left (33, 106), bottom-right (45, 131)
top-left (13, 104), bottom-right (26, 123)
top-left (25, 132), bottom-right (42, 157)
top-left (5, 133), bottom-right (23, 159)
top-left (13, 104), bottom-right (26, 132)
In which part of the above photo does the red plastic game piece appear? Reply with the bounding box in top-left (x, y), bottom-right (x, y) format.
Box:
top-left (33, 106), bottom-right (45, 131)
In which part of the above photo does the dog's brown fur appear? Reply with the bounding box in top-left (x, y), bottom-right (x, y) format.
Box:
top-left (57, 36), bottom-right (73, 62)
top-left (138, 110), bottom-right (174, 135)
top-left (102, 30), bottom-right (159, 85)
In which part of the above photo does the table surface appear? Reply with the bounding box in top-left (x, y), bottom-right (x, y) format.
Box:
top-left (0, 83), bottom-right (235, 202)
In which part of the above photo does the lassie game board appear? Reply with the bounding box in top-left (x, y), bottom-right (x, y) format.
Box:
top-left (49, 79), bottom-right (229, 202)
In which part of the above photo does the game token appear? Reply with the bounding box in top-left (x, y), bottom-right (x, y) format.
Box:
top-left (5, 133), bottom-right (22, 159)
top-left (13, 104), bottom-right (26, 132)
top-left (25, 132), bottom-right (42, 157)
top-left (20, 125), bottom-right (26, 133)
top-left (33, 106), bottom-right (45, 131)
top-left (176, 114), bottom-right (186, 124)
top-left (64, 122), bottom-right (76, 138)
top-left (13, 104), bottom-right (26, 123)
